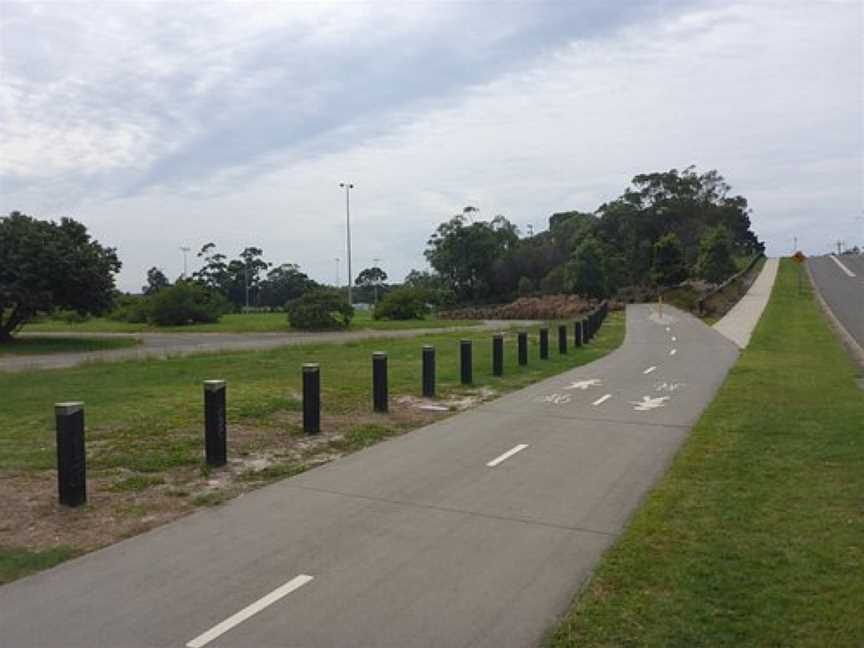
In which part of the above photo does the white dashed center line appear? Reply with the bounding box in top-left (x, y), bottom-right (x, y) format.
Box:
top-left (486, 444), bottom-right (529, 467)
top-left (671, 336), bottom-right (677, 342)
top-left (670, 349), bottom-right (677, 356)
top-left (186, 574), bottom-right (314, 648)
top-left (643, 366), bottom-right (657, 374)
top-left (593, 394), bottom-right (612, 406)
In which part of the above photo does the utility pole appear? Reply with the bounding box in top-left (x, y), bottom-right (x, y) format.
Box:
top-left (334, 257), bottom-right (341, 288)
top-left (180, 246), bottom-right (190, 279)
top-left (339, 182), bottom-right (355, 306)
top-left (793, 236), bottom-right (798, 253)
top-left (837, 240), bottom-right (843, 256)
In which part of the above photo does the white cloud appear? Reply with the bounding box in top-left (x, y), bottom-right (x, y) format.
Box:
top-left (1, 0), bottom-right (861, 291)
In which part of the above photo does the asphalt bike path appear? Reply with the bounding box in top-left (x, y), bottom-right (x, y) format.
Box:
top-left (0, 305), bottom-right (739, 648)
top-left (808, 254), bottom-right (864, 355)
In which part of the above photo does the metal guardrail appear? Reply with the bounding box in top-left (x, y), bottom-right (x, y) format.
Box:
top-left (697, 254), bottom-right (765, 316)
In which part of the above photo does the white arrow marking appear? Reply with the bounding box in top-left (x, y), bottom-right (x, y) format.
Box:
top-left (630, 395), bottom-right (670, 411)
top-left (830, 254), bottom-right (856, 277)
top-left (538, 393), bottom-right (571, 405)
top-left (670, 349), bottom-right (677, 356)
top-left (593, 394), bottom-right (612, 406)
top-left (487, 444), bottom-right (529, 467)
top-left (186, 574), bottom-right (314, 648)
top-left (564, 379), bottom-right (602, 390)
top-left (643, 366), bottom-right (657, 374)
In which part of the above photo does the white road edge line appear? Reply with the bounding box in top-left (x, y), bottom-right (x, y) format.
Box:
top-left (670, 349), bottom-right (677, 356)
top-left (486, 444), bottom-right (529, 467)
top-left (643, 366), bottom-right (657, 374)
top-left (830, 254), bottom-right (856, 278)
top-left (186, 574), bottom-right (314, 648)
top-left (593, 394), bottom-right (612, 406)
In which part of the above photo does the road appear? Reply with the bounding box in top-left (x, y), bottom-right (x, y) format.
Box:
top-left (1, 321), bottom-right (534, 372)
top-left (0, 305), bottom-right (739, 648)
top-left (808, 255), bottom-right (864, 354)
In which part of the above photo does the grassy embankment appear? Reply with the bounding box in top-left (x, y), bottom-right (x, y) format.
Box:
top-left (0, 336), bottom-right (139, 356)
top-left (0, 314), bottom-right (624, 584)
top-left (548, 259), bottom-right (864, 646)
top-left (23, 310), bottom-right (482, 334)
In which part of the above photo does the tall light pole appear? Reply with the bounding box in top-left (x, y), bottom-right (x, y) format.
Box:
top-left (339, 182), bottom-right (355, 305)
top-left (180, 246), bottom-right (190, 279)
top-left (334, 257), bottom-right (341, 288)
top-left (373, 256), bottom-right (381, 305)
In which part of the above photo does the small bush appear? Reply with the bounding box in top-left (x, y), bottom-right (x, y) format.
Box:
top-left (373, 288), bottom-right (431, 320)
top-left (108, 294), bottom-right (150, 323)
top-left (147, 282), bottom-right (230, 326)
top-left (287, 289), bottom-right (354, 330)
top-left (53, 309), bottom-right (91, 324)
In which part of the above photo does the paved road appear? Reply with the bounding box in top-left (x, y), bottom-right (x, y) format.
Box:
top-left (808, 255), bottom-right (864, 352)
top-left (2, 321), bottom-right (534, 372)
top-left (0, 305), bottom-right (739, 648)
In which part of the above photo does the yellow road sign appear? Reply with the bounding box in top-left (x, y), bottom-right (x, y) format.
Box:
top-left (792, 251), bottom-right (806, 264)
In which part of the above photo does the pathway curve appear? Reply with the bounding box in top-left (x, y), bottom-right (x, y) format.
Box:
top-left (0, 305), bottom-right (740, 647)
top-left (713, 257), bottom-right (779, 348)
top-left (1, 320), bottom-right (534, 372)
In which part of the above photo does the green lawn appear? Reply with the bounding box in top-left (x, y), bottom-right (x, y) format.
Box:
top-left (0, 336), bottom-right (139, 355)
top-left (23, 310), bottom-right (483, 334)
top-left (548, 259), bottom-right (864, 646)
top-left (0, 547), bottom-right (80, 585)
top-left (0, 313), bottom-right (624, 583)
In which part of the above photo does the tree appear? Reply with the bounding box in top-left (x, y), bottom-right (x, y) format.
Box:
top-left (650, 233), bottom-right (687, 287)
top-left (565, 237), bottom-right (607, 299)
top-left (696, 226), bottom-right (737, 284)
top-left (258, 263), bottom-right (315, 308)
top-left (143, 267), bottom-right (170, 296)
top-left (355, 266), bottom-right (388, 304)
top-left (0, 211), bottom-right (121, 341)
top-left (147, 281), bottom-right (230, 326)
top-left (373, 287), bottom-right (431, 320)
top-left (517, 276), bottom-right (534, 296)
top-left (425, 213), bottom-right (519, 302)
top-left (193, 243), bottom-right (229, 292)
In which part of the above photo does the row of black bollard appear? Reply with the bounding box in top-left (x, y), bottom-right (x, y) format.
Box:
top-left (53, 311), bottom-right (615, 508)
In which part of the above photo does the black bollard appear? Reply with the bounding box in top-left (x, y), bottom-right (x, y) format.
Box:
top-left (492, 334), bottom-right (504, 376)
top-left (303, 363), bottom-right (321, 435)
top-left (203, 380), bottom-right (228, 467)
top-left (372, 352), bottom-right (388, 413)
top-left (422, 345), bottom-right (436, 398)
top-left (55, 401), bottom-right (86, 507)
top-left (573, 321), bottom-right (583, 348)
top-left (539, 328), bottom-right (549, 360)
top-left (460, 339), bottom-right (473, 385)
top-left (518, 331), bottom-right (528, 366)
top-left (558, 324), bottom-right (568, 354)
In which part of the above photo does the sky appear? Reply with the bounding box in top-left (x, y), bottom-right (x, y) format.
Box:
top-left (1, 0), bottom-right (862, 292)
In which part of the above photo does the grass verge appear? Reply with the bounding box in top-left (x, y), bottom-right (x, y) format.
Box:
top-left (0, 313), bottom-right (624, 584)
top-left (0, 336), bottom-right (139, 355)
top-left (548, 259), bottom-right (864, 646)
top-left (23, 310), bottom-right (482, 334)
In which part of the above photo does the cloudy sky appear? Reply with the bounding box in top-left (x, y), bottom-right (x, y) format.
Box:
top-left (1, 0), bottom-right (861, 291)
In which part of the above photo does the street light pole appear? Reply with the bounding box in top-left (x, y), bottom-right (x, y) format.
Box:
top-left (339, 182), bottom-right (355, 306)
top-left (180, 246), bottom-right (190, 279)
top-left (373, 256), bottom-right (381, 305)
top-left (334, 257), bottom-right (341, 288)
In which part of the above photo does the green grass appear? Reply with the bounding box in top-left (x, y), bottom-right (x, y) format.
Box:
top-left (0, 546), bottom-right (80, 584)
top-left (548, 259), bottom-right (864, 646)
top-left (0, 336), bottom-right (139, 355)
top-left (23, 310), bottom-right (482, 334)
top-left (0, 315), bottom-right (624, 475)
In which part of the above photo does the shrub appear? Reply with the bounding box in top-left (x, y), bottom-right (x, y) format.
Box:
top-left (108, 294), bottom-right (150, 323)
top-left (287, 289), bottom-right (354, 330)
top-left (517, 276), bottom-right (534, 296)
top-left (147, 282), bottom-right (230, 326)
top-left (373, 288), bottom-right (431, 320)
top-left (696, 226), bottom-right (737, 284)
top-left (53, 309), bottom-right (91, 324)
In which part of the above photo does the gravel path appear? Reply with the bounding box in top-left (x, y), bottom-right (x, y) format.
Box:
top-left (2, 321), bottom-right (536, 372)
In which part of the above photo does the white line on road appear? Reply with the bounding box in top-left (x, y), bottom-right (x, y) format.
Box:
top-left (643, 366), bottom-right (657, 374)
top-left (486, 444), bottom-right (529, 467)
top-left (830, 254), bottom-right (856, 277)
top-left (593, 394), bottom-right (612, 406)
top-left (665, 327), bottom-right (671, 332)
top-left (671, 336), bottom-right (677, 342)
top-left (670, 349), bottom-right (677, 356)
top-left (186, 574), bottom-right (314, 648)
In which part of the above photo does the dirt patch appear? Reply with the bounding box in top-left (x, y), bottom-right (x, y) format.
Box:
top-left (0, 396), bottom-right (453, 555)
